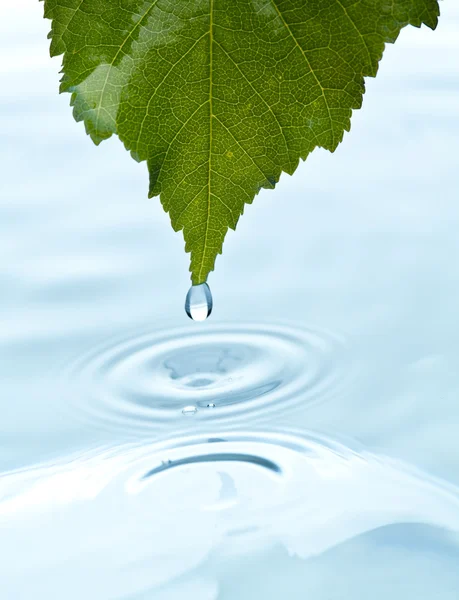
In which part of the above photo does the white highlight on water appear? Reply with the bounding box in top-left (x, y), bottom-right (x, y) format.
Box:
top-left (2, 431), bottom-right (459, 600)
top-left (182, 405), bottom-right (197, 416)
top-left (185, 283), bottom-right (213, 321)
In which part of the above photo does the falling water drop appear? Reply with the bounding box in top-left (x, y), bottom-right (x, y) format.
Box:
top-left (182, 405), bottom-right (197, 416)
top-left (185, 283), bottom-right (213, 321)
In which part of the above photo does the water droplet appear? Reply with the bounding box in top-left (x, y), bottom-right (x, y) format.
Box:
top-left (185, 283), bottom-right (212, 321)
top-left (207, 402), bottom-right (216, 408)
top-left (182, 405), bottom-right (197, 416)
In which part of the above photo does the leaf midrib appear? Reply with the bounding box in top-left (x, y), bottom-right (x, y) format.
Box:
top-left (198, 0), bottom-right (214, 284)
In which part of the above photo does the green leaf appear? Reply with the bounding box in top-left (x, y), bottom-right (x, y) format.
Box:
top-left (42, 0), bottom-right (439, 284)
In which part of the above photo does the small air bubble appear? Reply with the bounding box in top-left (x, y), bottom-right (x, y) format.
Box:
top-left (207, 403), bottom-right (216, 408)
top-left (182, 405), bottom-right (197, 416)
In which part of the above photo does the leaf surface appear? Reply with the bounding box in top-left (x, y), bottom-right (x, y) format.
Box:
top-left (43, 0), bottom-right (439, 283)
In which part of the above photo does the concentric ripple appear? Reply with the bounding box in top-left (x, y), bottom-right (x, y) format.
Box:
top-left (1, 429), bottom-right (459, 599)
top-left (62, 323), bottom-right (356, 435)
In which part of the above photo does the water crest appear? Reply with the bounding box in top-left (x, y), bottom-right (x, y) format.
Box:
top-left (2, 429), bottom-right (459, 598)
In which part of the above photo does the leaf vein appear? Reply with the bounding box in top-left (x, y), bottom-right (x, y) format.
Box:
top-left (270, 0), bottom-right (335, 147)
top-left (214, 39), bottom-right (291, 172)
top-left (94, 0), bottom-right (161, 135)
